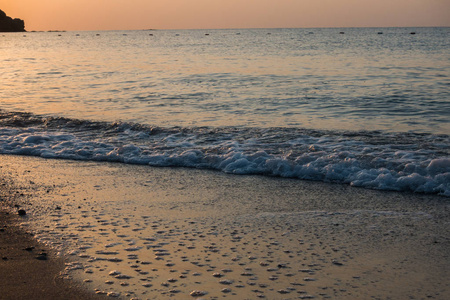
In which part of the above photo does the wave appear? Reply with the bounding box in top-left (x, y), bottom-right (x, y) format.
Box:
top-left (1, 110), bottom-right (449, 196)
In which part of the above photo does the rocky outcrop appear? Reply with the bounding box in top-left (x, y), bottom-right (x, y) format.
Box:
top-left (0, 9), bottom-right (25, 32)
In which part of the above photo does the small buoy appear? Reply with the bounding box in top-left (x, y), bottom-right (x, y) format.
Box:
top-left (377, 32), bottom-right (383, 34)
top-left (205, 33), bottom-right (209, 36)
top-left (339, 32), bottom-right (345, 34)
top-left (18, 209), bottom-right (26, 216)
top-left (410, 32), bottom-right (416, 35)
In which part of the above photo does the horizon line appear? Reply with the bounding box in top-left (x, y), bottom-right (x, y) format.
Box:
top-left (24, 25), bottom-right (450, 33)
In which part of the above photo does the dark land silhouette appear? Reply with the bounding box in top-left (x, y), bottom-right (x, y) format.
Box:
top-left (0, 9), bottom-right (25, 32)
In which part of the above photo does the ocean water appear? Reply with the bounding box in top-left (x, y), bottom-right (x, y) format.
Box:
top-left (1, 27), bottom-right (449, 196)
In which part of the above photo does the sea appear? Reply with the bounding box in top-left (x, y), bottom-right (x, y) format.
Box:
top-left (1, 27), bottom-right (449, 196)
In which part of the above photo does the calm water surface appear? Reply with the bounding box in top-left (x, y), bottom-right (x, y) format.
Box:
top-left (1, 27), bottom-right (449, 133)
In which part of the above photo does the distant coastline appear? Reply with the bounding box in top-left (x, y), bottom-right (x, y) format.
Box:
top-left (0, 9), bottom-right (25, 32)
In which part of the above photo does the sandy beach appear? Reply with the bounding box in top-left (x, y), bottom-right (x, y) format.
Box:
top-left (1, 154), bottom-right (449, 299)
top-left (0, 165), bottom-right (104, 300)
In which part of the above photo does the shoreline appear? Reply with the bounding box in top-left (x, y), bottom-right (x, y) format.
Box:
top-left (1, 154), bottom-right (449, 299)
top-left (0, 177), bottom-right (105, 300)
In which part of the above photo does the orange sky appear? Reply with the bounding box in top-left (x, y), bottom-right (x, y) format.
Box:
top-left (1, 0), bottom-right (449, 31)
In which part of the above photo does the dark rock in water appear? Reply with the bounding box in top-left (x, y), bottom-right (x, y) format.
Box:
top-left (24, 246), bottom-right (35, 252)
top-left (0, 9), bottom-right (26, 32)
top-left (18, 209), bottom-right (26, 216)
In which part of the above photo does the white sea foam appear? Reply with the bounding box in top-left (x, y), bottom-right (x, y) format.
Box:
top-left (0, 112), bottom-right (449, 196)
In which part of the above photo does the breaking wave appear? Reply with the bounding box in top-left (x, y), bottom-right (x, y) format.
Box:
top-left (1, 111), bottom-right (449, 196)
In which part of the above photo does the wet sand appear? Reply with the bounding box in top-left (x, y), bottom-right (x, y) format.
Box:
top-left (0, 179), bottom-right (104, 299)
top-left (1, 154), bottom-right (449, 299)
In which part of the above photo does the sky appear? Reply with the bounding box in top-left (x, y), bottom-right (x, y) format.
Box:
top-left (1, 0), bottom-right (449, 31)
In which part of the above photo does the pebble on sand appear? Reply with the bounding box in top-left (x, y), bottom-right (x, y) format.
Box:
top-left (115, 274), bottom-right (132, 279)
top-left (332, 259), bottom-right (343, 266)
top-left (35, 253), bottom-right (47, 260)
top-left (219, 279), bottom-right (234, 285)
top-left (109, 270), bottom-right (121, 276)
top-left (190, 290), bottom-right (208, 297)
